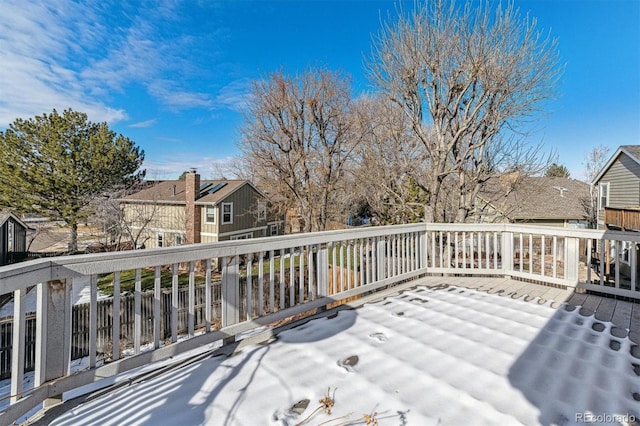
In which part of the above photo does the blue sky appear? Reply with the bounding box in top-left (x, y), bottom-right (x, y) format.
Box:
top-left (1, 0), bottom-right (638, 180)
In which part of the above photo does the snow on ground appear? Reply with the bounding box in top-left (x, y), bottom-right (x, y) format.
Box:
top-left (47, 285), bottom-right (639, 426)
top-left (0, 276), bottom-right (107, 318)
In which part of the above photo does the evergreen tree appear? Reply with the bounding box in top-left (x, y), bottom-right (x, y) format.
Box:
top-left (545, 163), bottom-right (570, 178)
top-left (0, 108), bottom-right (145, 251)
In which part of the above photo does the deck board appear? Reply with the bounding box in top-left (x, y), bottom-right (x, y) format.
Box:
top-left (594, 297), bottom-right (617, 322)
top-left (412, 276), bottom-right (637, 335)
top-left (580, 295), bottom-right (602, 316)
top-left (610, 300), bottom-right (633, 330)
top-left (566, 293), bottom-right (587, 307)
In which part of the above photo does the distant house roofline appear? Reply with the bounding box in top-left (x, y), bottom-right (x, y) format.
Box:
top-left (592, 145), bottom-right (640, 185)
top-left (0, 211), bottom-right (31, 230)
top-left (120, 178), bottom-right (268, 205)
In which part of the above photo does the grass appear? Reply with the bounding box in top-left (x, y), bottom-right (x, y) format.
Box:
top-left (98, 268), bottom-right (206, 296)
top-left (98, 246), bottom-right (361, 296)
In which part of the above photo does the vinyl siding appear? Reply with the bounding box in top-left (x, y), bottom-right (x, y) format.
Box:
top-left (122, 203), bottom-right (186, 248)
top-left (217, 185), bottom-right (264, 235)
top-left (596, 152), bottom-right (640, 224)
top-left (200, 204), bottom-right (218, 235)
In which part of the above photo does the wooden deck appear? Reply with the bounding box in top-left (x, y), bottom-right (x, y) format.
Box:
top-left (413, 275), bottom-right (640, 346)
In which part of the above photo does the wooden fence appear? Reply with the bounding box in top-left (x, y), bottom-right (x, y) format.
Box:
top-left (0, 283), bottom-right (223, 379)
top-left (0, 267), bottom-right (324, 379)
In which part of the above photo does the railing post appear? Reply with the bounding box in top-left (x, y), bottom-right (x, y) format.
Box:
top-left (564, 236), bottom-right (580, 285)
top-left (502, 231), bottom-right (513, 278)
top-left (40, 279), bottom-right (72, 408)
top-left (377, 237), bottom-right (386, 280)
top-left (10, 288), bottom-right (26, 404)
top-left (317, 244), bottom-right (329, 298)
top-left (221, 255), bottom-right (239, 344)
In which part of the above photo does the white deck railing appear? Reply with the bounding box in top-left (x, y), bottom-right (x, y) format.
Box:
top-left (0, 223), bottom-right (637, 423)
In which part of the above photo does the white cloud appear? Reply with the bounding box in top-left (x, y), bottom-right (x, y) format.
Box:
top-left (214, 79), bottom-right (252, 112)
top-left (144, 155), bottom-right (240, 180)
top-left (0, 0), bottom-right (225, 127)
top-left (129, 119), bottom-right (157, 128)
top-left (148, 81), bottom-right (213, 110)
top-left (0, 0), bottom-right (127, 125)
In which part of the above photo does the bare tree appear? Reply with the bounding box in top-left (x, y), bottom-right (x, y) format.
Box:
top-left (582, 144), bottom-right (611, 228)
top-left (239, 68), bottom-right (360, 232)
top-left (367, 0), bottom-right (562, 222)
top-left (350, 95), bottom-right (429, 224)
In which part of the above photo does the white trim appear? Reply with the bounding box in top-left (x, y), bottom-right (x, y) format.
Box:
top-left (229, 233), bottom-right (253, 240)
top-left (157, 232), bottom-right (164, 248)
top-left (598, 182), bottom-right (609, 209)
top-left (218, 226), bottom-right (267, 237)
top-left (204, 205), bottom-right (216, 224)
top-left (222, 202), bottom-right (233, 224)
top-left (200, 232), bottom-right (219, 237)
top-left (0, 212), bottom-right (30, 230)
top-left (257, 201), bottom-right (267, 221)
top-left (270, 224), bottom-right (278, 236)
top-left (130, 226), bottom-right (184, 234)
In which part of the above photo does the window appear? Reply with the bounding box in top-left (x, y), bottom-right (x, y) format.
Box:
top-left (175, 234), bottom-right (184, 245)
top-left (598, 182), bottom-right (609, 209)
top-left (222, 203), bottom-right (233, 224)
top-left (157, 233), bottom-right (164, 248)
top-left (270, 224), bottom-right (278, 236)
top-left (7, 222), bottom-right (13, 251)
top-left (205, 205), bottom-right (216, 224)
top-left (258, 201), bottom-right (266, 221)
top-left (230, 233), bottom-right (253, 240)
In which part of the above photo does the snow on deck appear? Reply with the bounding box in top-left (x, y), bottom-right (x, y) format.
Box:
top-left (48, 285), bottom-right (639, 426)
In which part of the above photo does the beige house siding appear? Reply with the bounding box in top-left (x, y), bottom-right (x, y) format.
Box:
top-left (122, 203), bottom-right (186, 248)
top-left (200, 204), bottom-right (219, 235)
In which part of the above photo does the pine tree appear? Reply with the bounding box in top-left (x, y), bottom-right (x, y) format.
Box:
top-left (0, 108), bottom-right (145, 251)
top-left (545, 163), bottom-right (570, 178)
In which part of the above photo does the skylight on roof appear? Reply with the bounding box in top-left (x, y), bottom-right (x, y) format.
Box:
top-left (204, 182), bottom-right (227, 195)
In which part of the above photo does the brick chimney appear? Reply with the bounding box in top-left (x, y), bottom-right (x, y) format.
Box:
top-left (185, 168), bottom-right (201, 244)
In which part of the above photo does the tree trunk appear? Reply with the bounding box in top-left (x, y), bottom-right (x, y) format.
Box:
top-left (68, 222), bottom-right (78, 252)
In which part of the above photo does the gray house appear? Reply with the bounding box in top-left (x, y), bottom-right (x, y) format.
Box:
top-left (592, 145), bottom-right (640, 231)
top-left (0, 211), bottom-right (29, 265)
top-left (592, 145), bottom-right (640, 280)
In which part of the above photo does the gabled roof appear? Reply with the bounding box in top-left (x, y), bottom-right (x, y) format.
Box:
top-left (477, 176), bottom-right (590, 221)
top-left (592, 145), bottom-right (640, 184)
top-left (122, 179), bottom-right (265, 205)
top-left (0, 210), bottom-right (30, 230)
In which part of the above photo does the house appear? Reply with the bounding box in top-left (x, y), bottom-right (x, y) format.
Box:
top-left (0, 211), bottom-right (29, 265)
top-left (591, 145), bottom-right (640, 279)
top-left (592, 145), bottom-right (640, 231)
top-left (471, 175), bottom-right (590, 228)
top-left (120, 170), bottom-right (283, 249)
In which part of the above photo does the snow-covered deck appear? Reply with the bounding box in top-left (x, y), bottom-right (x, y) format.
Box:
top-left (32, 277), bottom-right (640, 426)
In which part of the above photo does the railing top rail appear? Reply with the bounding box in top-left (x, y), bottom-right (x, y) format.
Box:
top-left (0, 223), bottom-right (424, 292)
top-left (1, 221), bottom-right (638, 295)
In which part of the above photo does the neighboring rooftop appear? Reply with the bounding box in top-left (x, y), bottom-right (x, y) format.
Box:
top-left (478, 176), bottom-right (590, 222)
top-left (122, 179), bottom-right (250, 205)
